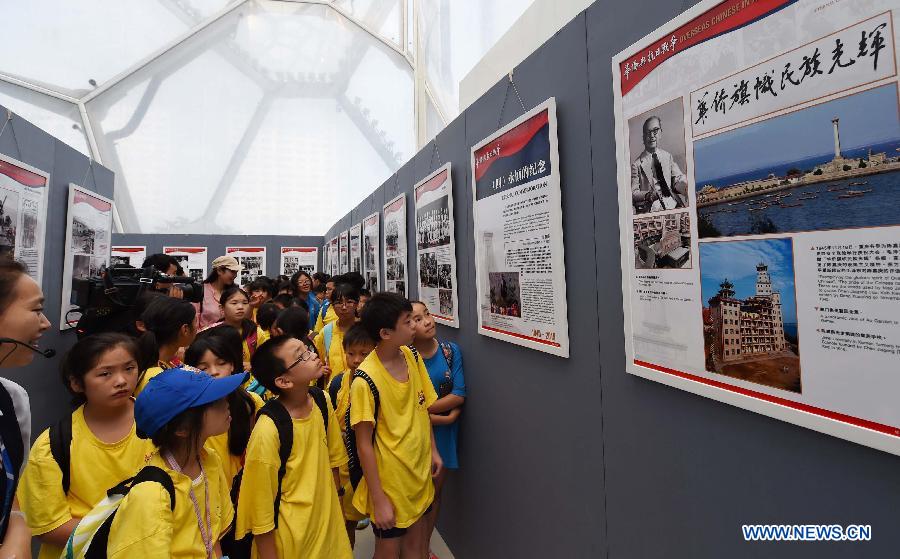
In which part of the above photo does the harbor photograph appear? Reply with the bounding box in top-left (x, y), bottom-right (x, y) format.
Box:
top-left (694, 84), bottom-right (900, 238)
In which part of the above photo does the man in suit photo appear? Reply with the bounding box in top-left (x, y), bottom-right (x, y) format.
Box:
top-left (631, 115), bottom-right (689, 214)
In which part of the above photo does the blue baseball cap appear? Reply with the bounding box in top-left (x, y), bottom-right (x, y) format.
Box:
top-left (135, 366), bottom-right (249, 439)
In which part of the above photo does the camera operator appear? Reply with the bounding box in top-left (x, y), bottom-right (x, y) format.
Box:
top-left (196, 255), bottom-right (242, 329)
top-left (0, 259), bottom-right (51, 558)
top-left (141, 253), bottom-right (186, 299)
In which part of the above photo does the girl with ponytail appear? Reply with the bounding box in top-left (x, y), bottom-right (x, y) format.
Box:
top-left (134, 296), bottom-right (198, 395)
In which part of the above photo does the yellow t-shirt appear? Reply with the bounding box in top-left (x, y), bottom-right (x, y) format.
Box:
top-left (314, 305), bottom-right (338, 333)
top-left (349, 346), bottom-right (438, 528)
top-left (17, 406), bottom-right (155, 559)
top-left (107, 449), bottom-right (234, 559)
top-left (205, 390), bottom-right (265, 489)
top-left (235, 396), bottom-right (351, 558)
top-left (134, 360), bottom-right (175, 396)
top-left (313, 323), bottom-right (347, 387)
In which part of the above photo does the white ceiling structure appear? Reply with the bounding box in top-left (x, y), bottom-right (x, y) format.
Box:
top-left (0, 0), bottom-right (533, 235)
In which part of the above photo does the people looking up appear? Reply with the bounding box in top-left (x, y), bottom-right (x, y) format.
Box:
top-left (237, 335), bottom-right (352, 558)
top-left (104, 367), bottom-right (246, 557)
top-left (18, 334), bottom-right (153, 559)
top-left (349, 292), bottom-right (441, 558)
top-left (197, 256), bottom-right (242, 329)
top-left (411, 301), bottom-right (466, 554)
top-left (327, 323), bottom-right (376, 547)
top-left (135, 296), bottom-right (198, 394)
top-left (314, 277), bottom-right (362, 388)
top-left (0, 259), bottom-right (51, 557)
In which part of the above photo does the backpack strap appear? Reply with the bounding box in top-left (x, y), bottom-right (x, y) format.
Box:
top-left (309, 386), bottom-right (329, 434)
top-left (0, 382), bottom-right (23, 542)
top-left (321, 323), bottom-right (335, 365)
top-left (257, 399), bottom-right (293, 530)
top-left (439, 341), bottom-right (454, 372)
top-left (407, 345), bottom-right (420, 365)
top-left (48, 415), bottom-right (73, 495)
top-left (327, 373), bottom-right (344, 409)
top-left (319, 300), bottom-right (330, 322)
top-left (345, 370), bottom-right (379, 489)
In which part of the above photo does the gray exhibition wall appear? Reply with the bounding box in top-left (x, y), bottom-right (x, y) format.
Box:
top-left (110, 234), bottom-right (324, 279)
top-left (0, 106), bottom-right (115, 440)
top-left (322, 1), bottom-right (900, 557)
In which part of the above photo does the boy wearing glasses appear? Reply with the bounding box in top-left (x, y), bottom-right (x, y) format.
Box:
top-left (350, 293), bottom-right (442, 558)
top-left (235, 336), bottom-right (352, 558)
top-left (313, 281), bottom-right (361, 388)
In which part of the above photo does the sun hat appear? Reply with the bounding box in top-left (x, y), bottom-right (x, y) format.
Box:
top-left (211, 255), bottom-right (243, 272)
top-left (135, 366), bottom-right (248, 438)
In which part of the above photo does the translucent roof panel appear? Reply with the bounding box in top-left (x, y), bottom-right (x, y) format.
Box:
top-left (334, 0), bottom-right (403, 48)
top-left (420, 0), bottom-right (534, 120)
top-left (0, 82), bottom-right (88, 156)
top-left (86, 0), bottom-right (413, 235)
top-left (0, 1), bottom-right (196, 98)
top-left (424, 92), bottom-right (443, 144)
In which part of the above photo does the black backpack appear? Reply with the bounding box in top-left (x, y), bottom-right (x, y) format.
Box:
top-left (0, 383), bottom-right (24, 541)
top-left (344, 347), bottom-right (419, 489)
top-left (222, 387), bottom-right (329, 559)
top-left (48, 414), bottom-right (74, 494)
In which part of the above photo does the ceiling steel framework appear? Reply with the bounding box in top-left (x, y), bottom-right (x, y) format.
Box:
top-left (0, 0), bottom-right (447, 232)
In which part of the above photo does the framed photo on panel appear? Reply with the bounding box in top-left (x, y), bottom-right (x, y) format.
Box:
top-left (414, 163), bottom-right (459, 328)
top-left (382, 193), bottom-right (408, 297)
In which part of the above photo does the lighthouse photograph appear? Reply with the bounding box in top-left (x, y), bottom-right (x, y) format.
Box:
top-left (694, 84), bottom-right (900, 238)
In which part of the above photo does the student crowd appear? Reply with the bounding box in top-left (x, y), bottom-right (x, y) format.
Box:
top-left (0, 253), bottom-right (467, 559)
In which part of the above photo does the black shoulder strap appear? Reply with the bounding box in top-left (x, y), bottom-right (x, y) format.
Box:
top-left (350, 370), bottom-right (379, 441)
top-left (86, 466), bottom-right (175, 559)
top-left (309, 386), bottom-right (329, 434)
top-left (0, 382), bottom-right (22, 542)
top-left (257, 399), bottom-right (293, 529)
top-left (327, 372), bottom-right (344, 409)
top-left (439, 341), bottom-right (454, 371)
top-left (344, 369), bottom-right (379, 489)
top-left (48, 414), bottom-right (73, 495)
top-left (407, 344), bottom-right (420, 364)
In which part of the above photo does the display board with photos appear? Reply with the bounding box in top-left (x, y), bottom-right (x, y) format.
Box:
top-left (339, 230), bottom-right (350, 274)
top-left (414, 163), bottom-right (459, 328)
top-left (471, 97), bottom-right (569, 357)
top-left (382, 193), bottom-right (408, 297)
top-left (362, 212), bottom-right (380, 293)
top-left (110, 246), bottom-right (146, 269)
top-left (0, 154), bottom-right (49, 285)
top-left (349, 223), bottom-right (362, 274)
top-left (164, 246), bottom-right (208, 281)
top-left (280, 246), bottom-right (318, 277)
top-left (226, 246), bottom-right (266, 286)
top-left (61, 184), bottom-right (113, 330)
top-left (329, 236), bottom-right (340, 276)
top-left (613, 0), bottom-right (900, 454)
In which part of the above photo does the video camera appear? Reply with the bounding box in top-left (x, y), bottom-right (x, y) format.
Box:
top-left (71, 265), bottom-right (203, 339)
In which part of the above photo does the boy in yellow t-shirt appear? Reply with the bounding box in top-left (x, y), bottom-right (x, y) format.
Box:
top-left (236, 335), bottom-right (352, 559)
top-left (327, 323), bottom-right (376, 547)
top-left (349, 292), bottom-right (441, 557)
top-left (313, 281), bottom-right (362, 387)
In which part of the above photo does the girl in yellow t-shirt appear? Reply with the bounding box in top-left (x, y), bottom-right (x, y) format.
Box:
top-left (135, 296), bottom-right (198, 395)
top-left (106, 366), bottom-right (248, 559)
top-left (18, 333), bottom-right (154, 559)
top-left (184, 333), bottom-right (263, 487)
top-left (218, 286), bottom-right (260, 368)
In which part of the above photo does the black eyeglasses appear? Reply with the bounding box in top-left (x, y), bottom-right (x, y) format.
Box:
top-left (285, 348), bottom-right (315, 371)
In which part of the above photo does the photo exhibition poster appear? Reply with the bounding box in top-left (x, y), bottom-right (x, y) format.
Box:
top-left (349, 224), bottom-right (362, 274)
top-left (362, 212), bottom-right (380, 293)
top-left (61, 184), bottom-right (112, 330)
top-left (110, 246), bottom-right (146, 269)
top-left (612, 0), bottom-right (900, 453)
top-left (280, 246), bottom-right (318, 277)
top-left (164, 246), bottom-right (208, 281)
top-left (0, 155), bottom-right (48, 285)
top-left (470, 97), bottom-right (569, 358)
top-left (226, 246), bottom-right (266, 287)
top-left (339, 229), bottom-right (349, 274)
top-left (414, 163), bottom-right (460, 328)
top-left (383, 193), bottom-right (409, 297)
top-left (329, 236), bottom-right (340, 276)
